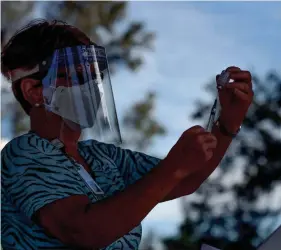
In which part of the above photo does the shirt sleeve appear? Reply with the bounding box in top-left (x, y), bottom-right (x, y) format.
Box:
top-left (107, 143), bottom-right (162, 186)
top-left (1, 136), bottom-right (87, 220)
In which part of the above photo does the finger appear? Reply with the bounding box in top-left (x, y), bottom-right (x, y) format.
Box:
top-left (203, 147), bottom-right (215, 161)
top-left (204, 134), bottom-right (218, 143)
top-left (196, 132), bottom-right (217, 146)
top-left (188, 125), bottom-right (205, 133)
top-left (183, 126), bottom-right (205, 139)
top-left (229, 71), bottom-right (252, 83)
top-left (233, 88), bottom-right (251, 102)
top-left (217, 68), bottom-right (239, 86)
top-left (193, 141), bottom-right (216, 161)
top-left (217, 68), bottom-right (238, 82)
top-left (225, 82), bottom-right (251, 94)
top-left (225, 66), bottom-right (241, 73)
top-left (197, 132), bottom-right (217, 143)
top-left (203, 140), bottom-right (218, 150)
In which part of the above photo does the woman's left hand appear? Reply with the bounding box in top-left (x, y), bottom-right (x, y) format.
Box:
top-left (217, 66), bottom-right (254, 133)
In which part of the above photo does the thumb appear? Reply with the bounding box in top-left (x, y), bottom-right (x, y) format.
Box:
top-left (188, 125), bottom-right (205, 134)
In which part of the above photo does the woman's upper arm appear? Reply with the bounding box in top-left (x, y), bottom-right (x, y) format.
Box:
top-left (36, 195), bottom-right (91, 244)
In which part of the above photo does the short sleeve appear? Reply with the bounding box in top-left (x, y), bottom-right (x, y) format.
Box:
top-left (107, 144), bottom-right (162, 186)
top-left (1, 136), bottom-right (87, 220)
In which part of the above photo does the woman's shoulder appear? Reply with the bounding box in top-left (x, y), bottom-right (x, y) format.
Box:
top-left (79, 139), bottom-right (119, 152)
top-left (2, 133), bottom-right (31, 151)
top-left (1, 133), bottom-right (53, 156)
top-left (79, 139), bottom-right (124, 162)
top-left (1, 133), bottom-right (46, 176)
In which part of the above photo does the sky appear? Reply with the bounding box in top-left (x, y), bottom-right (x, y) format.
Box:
top-left (1, 1), bottom-right (281, 247)
top-left (109, 1), bottom-right (281, 242)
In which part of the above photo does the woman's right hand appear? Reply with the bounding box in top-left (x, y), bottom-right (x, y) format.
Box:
top-left (162, 125), bottom-right (218, 179)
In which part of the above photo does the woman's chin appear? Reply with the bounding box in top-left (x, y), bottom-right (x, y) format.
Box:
top-left (64, 119), bottom-right (82, 132)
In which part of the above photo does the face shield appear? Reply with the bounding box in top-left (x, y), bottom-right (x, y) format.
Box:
top-left (9, 45), bottom-right (122, 144)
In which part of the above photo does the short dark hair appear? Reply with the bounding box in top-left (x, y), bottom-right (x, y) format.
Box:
top-left (1, 19), bottom-right (93, 114)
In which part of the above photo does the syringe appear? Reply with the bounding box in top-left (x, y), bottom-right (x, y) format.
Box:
top-left (206, 70), bottom-right (230, 132)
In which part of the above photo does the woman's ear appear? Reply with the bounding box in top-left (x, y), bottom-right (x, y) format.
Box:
top-left (20, 78), bottom-right (43, 105)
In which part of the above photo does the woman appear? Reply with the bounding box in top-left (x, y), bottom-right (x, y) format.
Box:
top-left (1, 20), bottom-right (253, 250)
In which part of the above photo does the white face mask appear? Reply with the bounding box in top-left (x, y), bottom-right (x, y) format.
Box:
top-left (48, 82), bottom-right (101, 129)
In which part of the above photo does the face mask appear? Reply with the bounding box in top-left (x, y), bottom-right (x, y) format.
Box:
top-left (48, 81), bottom-right (101, 129)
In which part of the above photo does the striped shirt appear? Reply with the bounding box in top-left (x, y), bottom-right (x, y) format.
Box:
top-left (1, 132), bottom-right (161, 250)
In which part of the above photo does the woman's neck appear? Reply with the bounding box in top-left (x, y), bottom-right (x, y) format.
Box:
top-left (30, 108), bottom-right (81, 152)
